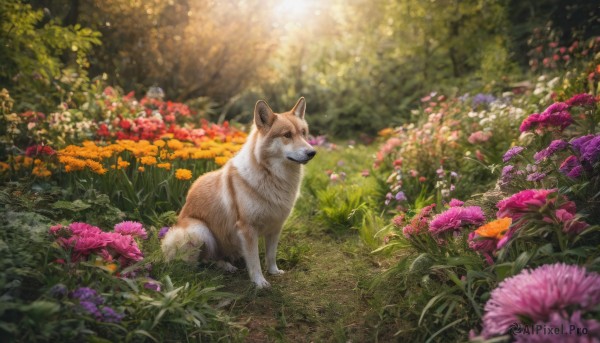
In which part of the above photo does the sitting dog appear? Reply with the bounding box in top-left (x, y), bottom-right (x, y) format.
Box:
top-left (162, 98), bottom-right (316, 288)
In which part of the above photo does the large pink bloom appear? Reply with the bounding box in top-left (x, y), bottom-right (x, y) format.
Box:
top-left (429, 206), bottom-right (485, 235)
top-left (496, 189), bottom-right (557, 221)
top-left (482, 263), bottom-right (600, 338)
top-left (114, 221), bottom-right (147, 239)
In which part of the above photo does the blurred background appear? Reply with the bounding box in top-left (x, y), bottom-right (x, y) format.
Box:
top-left (2, 0), bottom-right (599, 137)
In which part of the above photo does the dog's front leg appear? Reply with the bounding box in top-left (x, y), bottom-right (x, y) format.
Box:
top-left (236, 221), bottom-right (270, 288)
top-left (265, 231), bottom-right (284, 275)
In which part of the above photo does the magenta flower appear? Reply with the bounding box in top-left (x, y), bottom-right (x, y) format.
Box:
top-left (482, 263), bottom-right (600, 338)
top-left (114, 221), bottom-right (147, 239)
top-left (503, 146), bottom-right (524, 162)
top-left (566, 93), bottom-right (598, 107)
top-left (106, 233), bottom-right (144, 263)
top-left (448, 198), bottom-right (464, 207)
top-left (519, 102), bottom-right (574, 133)
top-left (533, 139), bottom-right (568, 163)
top-left (467, 232), bottom-right (496, 265)
top-left (496, 188), bottom-right (557, 221)
top-left (69, 222), bottom-right (102, 236)
top-left (429, 206), bottom-right (485, 235)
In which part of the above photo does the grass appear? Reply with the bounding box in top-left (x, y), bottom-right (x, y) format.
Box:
top-left (165, 143), bottom-right (404, 342)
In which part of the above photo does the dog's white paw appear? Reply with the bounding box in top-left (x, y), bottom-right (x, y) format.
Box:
top-left (253, 276), bottom-right (271, 289)
top-left (216, 261), bottom-right (238, 273)
top-left (268, 268), bottom-right (285, 275)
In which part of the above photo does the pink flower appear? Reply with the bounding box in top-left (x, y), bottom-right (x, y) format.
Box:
top-left (482, 263), bottom-right (600, 338)
top-left (114, 221), bottom-right (147, 239)
top-left (496, 189), bottom-right (557, 221)
top-left (69, 222), bottom-right (103, 236)
top-left (429, 206), bottom-right (485, 235)
top-left (566, 93), bottom-right (598, 107)
top-left (448, 199), bottom-right (464, 207)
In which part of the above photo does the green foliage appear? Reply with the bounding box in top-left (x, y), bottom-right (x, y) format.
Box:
top-left (0, 0), bottom-right (101, 112)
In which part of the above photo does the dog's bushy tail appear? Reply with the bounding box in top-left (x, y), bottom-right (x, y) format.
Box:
top-left (161, 219), bottom-right (216, 263)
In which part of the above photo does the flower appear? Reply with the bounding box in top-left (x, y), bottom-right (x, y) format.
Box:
top-left (71, 287), bottom-right (104, 305)
top-left (158, 227), bottom-right (170, 239)
top-left (429, 206), bottom-right (485, 235)
top-left (482, 263), bottom-right (600, 338)
top-left (48, 283), bottom-right (68, 298)
top-left (565, 93), bottom-right (598, 107)
top-left (533, 140), bottom-right (568, 163)
top-left (519, 102), bottom-right (574, 133)
top-left (144, 279), bottom-right (161, 292)
top-left (100, 306), bottom-right (125, 323)
top-left (571, 134), bottom-right (600, 167)
top-left (559, 155), bottom-right (582, 178)
top-left (114, 221), bottom-right (147, 239)
top-left (175, 168), bottom-right (193, 180)
top-left (526, 172), bottom-right (546, 181)
top-left (448, 199), bottom-right (464, 207)
top-left (395, 191), bottom-right (407, 202)
top-left (503, 146), bottom-right (524, 162)
top-left (496, 188), bottom-right (557, 222)
top-left (402, 204), bottom-right (436, 238)
top-left (467, 131), bottom-right (492, 144)
top-left (475, 218), bottom-right (512, 239)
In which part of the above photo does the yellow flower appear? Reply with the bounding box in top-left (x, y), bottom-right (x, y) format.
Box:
top-left (0, 162), bottom-right (9, 173)
top-left (157, 162), bottom-right (171, 170)
top-left (378, 127), bottom-right (394, 137)
top-left (175, 168), bottom-right (192, 180)
top-left (475, 217), bottom-right (512, 239)
top-left (32, 165), bottom-right (52, 178)
top-left (215, 156), bottom-right (229, 166)
top-left (85, 159), bottom-right (107, 175)
top-left (140, 156), bottom-right (157, 165)
top-left (117, 157), bottom-right (130, 169)
top-left (153, 140), bottom-right (166, 148)
top-left (167, 139), bottom-right (184, 150)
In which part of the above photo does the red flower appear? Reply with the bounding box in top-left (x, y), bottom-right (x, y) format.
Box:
top-left (25, 145), bottom-right (55, 157)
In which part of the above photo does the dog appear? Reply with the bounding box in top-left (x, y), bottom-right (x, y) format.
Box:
top-left (161, 97), bottom-right (316, 288)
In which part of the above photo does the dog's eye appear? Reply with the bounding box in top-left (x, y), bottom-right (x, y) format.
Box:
top-left (284, 132), bottom-right (292, 139)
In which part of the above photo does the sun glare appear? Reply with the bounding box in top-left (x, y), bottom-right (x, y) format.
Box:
top-left (274, 0), bottom-right (313, 21)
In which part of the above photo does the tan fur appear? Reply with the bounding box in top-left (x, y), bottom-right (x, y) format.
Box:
top-left (162, 98), bottom-right (315, 288)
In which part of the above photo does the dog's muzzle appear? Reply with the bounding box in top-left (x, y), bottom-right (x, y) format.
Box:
top-left (287, 149), bottom-right (317, 164)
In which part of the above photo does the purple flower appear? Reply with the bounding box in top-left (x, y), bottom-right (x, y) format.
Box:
top-left (533, 140), bottom-right (568, 163)
top-left (114, 221), bottom-right (147, 239)
top-left (559, 155), bottom-right (582, 177)
top-left (467, 232), bottom-right (496, 265)
top-left (503, 146), bottom-right (524, 162)
top-left (500, 165), bottom-right (515, 187)
top-left (71, 287), bottom-right (104, 305)
top-left (578, 135), bottom-right (600, 166)
top-left (395, 191), bottom-right (407, 202)
top-left (100, 306), bottom-right (125, 323)
top-left (472, 93), bottom-right (496, 107)
top-left (482, 263), bottom-right (600, 338)
top-left (519, 102), bottom-right (574, 133)
top-left (144, 280), bottom-right (161, 292)
top-left (566, 93), bottom-right (598, 107)
top-left (448, 199), bottom-right (464, 207)
top-left (567, 165), bottom-right (583, 179)
top-left (385, 192), bottom-right (393, 206)
top-left (78, 301), bottom-right (102, 320)
top-left (526, 172), bottom-right (547, 182)
top-left (158, 227), bottom-right (170, 239)
top-left (571, 135), bottom-right (595, 153)
top-left (49, 283), bottom-right (68, 298)
top-left (429, 206), bottom-right (485, 235)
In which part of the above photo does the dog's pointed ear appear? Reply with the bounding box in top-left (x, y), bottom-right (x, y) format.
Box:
top-left (291, 97), bottom-right (306, 119)
top-left (254, 100), bottom-right (276, 129)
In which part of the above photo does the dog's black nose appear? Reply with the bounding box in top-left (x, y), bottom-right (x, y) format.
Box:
top-left (307, 150), bottom-right (317, 158)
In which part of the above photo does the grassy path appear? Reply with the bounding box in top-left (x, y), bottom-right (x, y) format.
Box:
top-left (206, 228), bottom-right (397, 342)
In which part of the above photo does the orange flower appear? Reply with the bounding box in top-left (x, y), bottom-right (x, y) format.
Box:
top-left (157, 162), bottom-right (171, 170)
top-left (378, 128), bottom-right (394, 137)
top-left (175, 168), bottom-right (192, 180)
top-left (138, 166), bottom-right (145, 172)
top-left (474, 217), bottom-right (512, 239)
top-left (140, 156), bottom-right (157, 165)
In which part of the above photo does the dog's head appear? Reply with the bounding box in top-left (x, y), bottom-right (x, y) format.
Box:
top-left (254, 97), bottom-right (316, 164)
